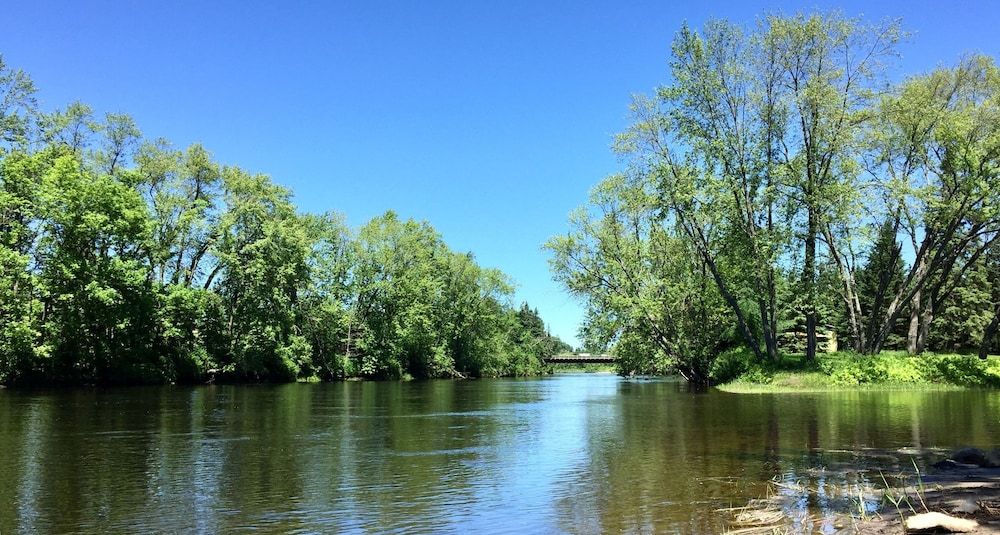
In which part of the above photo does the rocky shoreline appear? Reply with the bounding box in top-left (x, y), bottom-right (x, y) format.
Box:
top-left (847, 448), bottom-right (999, 534)
top-left (726, 448), bottom-right (1000, 534)
top-left (854, 468), bottom-right (999, 533)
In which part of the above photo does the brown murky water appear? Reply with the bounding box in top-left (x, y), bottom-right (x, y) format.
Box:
top-left (1, 374), bottom-right (998, 533)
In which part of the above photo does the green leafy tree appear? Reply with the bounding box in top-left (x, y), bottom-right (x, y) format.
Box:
top-left (979, 247), bottom-right (1000, 358)
top-left (0, 151), bottom-right (44, 383)
top-left (0, 57), bottom-right (42, 383)
top-left (36, 154), bottom-right (159, 383)
top-left (211, 168), bottom-right (311, 381)
top-left (834, 55), bottom-right (1000, 354)
top-left (610, 14), bottom-right (899, 363)
top-left (929, 250), bottom-right (997, 351)
top-left (0, 55), bottom-right (567, 387)
top-left (135, 141), bottom-right (223, 287)
top-left (298, 212), bottom-right (355, 379)
top-left (764, 14), bottom-right (901, 360)
top-left (547, 173), bottom-right (731, 383)
top-left (352, 212), bottom-right (449, 378)
top-left (0, 55), bottom-right (37, 149)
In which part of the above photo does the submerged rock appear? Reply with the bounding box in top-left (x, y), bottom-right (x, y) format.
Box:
top-left (952, 448), bottom-right (989, 467)
top-left (905, 512), bottom-right (979, 533)
top-left (933, 459), bottom-right (982, 470)
top-left (987, 449), bottom-right (1000, 468)
top-left (934, 447), bottom-right (1000, 469)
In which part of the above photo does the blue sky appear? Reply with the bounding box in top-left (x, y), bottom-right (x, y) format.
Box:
top-left (3, 1), bottom-right (998, 346)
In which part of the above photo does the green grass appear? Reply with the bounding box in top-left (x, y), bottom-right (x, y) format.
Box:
top-left (712, 349), bottom-right (1000, 393)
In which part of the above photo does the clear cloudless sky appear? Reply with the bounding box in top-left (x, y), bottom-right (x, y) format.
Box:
top-left (3, 0), bottom-right (998, 346)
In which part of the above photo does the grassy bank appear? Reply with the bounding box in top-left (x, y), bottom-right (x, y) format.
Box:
top-left (713, 350), bottom-right (1000, 393)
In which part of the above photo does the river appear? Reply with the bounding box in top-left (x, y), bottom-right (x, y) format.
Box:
top-left (1, 374), bottom-right (998, 533)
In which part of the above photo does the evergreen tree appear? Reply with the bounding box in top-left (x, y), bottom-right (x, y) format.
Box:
top-left (854, 221), bottom-right (907, 350)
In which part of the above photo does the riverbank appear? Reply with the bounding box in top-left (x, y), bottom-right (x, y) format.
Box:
top-left (713, 350), bottom-right (1000, 393)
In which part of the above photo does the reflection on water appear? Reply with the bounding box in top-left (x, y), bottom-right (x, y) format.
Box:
top-left (1, 375), bottom-right (998, 533)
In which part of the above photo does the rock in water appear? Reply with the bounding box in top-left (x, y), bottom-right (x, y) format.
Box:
top-left (987, 448), bottom-right (1000, 468)
top-left (905, 512), bottom-right (979, 533)
top-left (951, 447), bottom-right (988, 467)
top-left (933, 459), bottom-right (979, 470)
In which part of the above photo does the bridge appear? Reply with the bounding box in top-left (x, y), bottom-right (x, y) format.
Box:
top-left (544, 353), bottom-right (615, 364)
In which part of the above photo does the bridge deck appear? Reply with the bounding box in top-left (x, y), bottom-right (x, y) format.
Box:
top-left (544, 354), bottom-right (615, 364)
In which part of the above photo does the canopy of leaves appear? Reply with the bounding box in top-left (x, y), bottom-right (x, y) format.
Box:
top-left (0, 59), bottom-right (569, 386)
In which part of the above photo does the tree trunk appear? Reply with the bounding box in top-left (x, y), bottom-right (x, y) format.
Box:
top-left (759, 299), bottom-right (779, 362)
top-left (823, 226), bottom-right (864, 351)
top-left (804, 207), bottom-right (817, 361)
top-left (916, 302), bottom-right (933, 354)
top-left (981, 304), bottom-right (1000, 360)
top-left (764, 316), bottom-right (778, 362)
top-left (907, 290), bottom-right (921, 354)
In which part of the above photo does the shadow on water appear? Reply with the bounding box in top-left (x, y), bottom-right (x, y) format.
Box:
top-left (1, 375), bottom-right (998, 533)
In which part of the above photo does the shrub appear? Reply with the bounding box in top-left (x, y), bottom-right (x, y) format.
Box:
top-left (709, 347), bottom-right (761, 384)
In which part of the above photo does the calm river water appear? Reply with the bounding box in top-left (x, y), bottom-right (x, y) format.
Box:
top-left (1, 374), bottom-right (998, 533)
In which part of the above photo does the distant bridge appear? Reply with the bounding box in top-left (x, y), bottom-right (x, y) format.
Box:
top-left (544, 353), bottom-right (615, 364)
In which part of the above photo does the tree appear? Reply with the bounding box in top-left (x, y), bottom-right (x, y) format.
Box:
top-left (980, 247), bottom-right (1000, 359)
top-left (0, 57), bottom-right (42, 383)
top-left (0, 151), bottom-right (44, 383)
top-left (852, 220), bottom-right (907, 349)
top-left (0, 55), bottom-right (567, 386)
top-left (298, 212), bottom-right (355, 380)
top-left (763, 14), bottom-right (901, 360)
top-left (930, 249), bottom-right (996, 351)
top-left (352, 212), bottom-right (447, 378)
top-left (136, 141), bottom-right (223, 287)
top-left (211, 168), bottom-right (311, 381)
top-left (36, 154), bottom-right (159, 383)
top-left (829, 55), bottom-right (1000, 354)
top-left (615, 19), bottom-right (787, 363)
top-left (438, 252), bottom-right (516, 376)
top-left (517, 303), bottom-right (546, 340)
top-left (608, 14), bottom-right (900, 362)
top-left (0, 55), bottom-right (37, 149)
top-left (547, 173), bottom-right (731, 383)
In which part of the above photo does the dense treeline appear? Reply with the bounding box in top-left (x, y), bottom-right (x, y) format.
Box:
top-left (548, 13), bottom-right (1000, 383)
top-left (0, 58), bottom-right (568, 386)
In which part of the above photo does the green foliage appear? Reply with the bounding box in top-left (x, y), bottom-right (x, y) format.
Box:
top-left (720, 351), bottom-right (1000, 390)
top-left (37, 154), bottom-right (162, 384)
top-left (546, 173), bottom-right (732, 383)
top-left (0, 151), bottom-right (42, 383)
top-left (212, 167), bottom-right (311, 382)
top-left (852, 221), bottom-right (908, 350)
top-left (158, 284), bottom-right (223, 382)
top-left (927, 355), bottom-right (1000, 388)
top-left (550, 12), bottom-right (1000, 383)
top-left (709, 347), bottom-right (766, 385)
top-left (0, 59), bottom-right (568, 386)
top-left (613, 329), bottom-right (670, 376)
top-left (928, 258), bottom-right (996, 351)
top-left (0, 54), bottom-right (37, 148)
